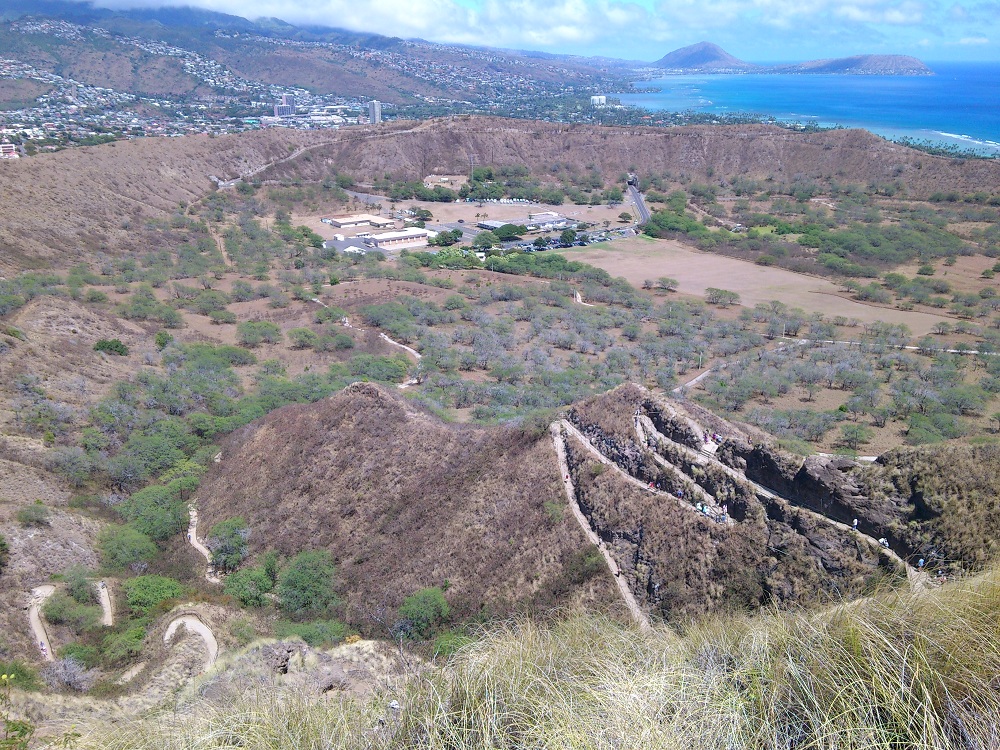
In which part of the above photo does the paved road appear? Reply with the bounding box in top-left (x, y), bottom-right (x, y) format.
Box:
top-left (628, 184), bottom-right (651, 225)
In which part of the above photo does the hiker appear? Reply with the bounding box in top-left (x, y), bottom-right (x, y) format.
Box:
top-left (852, 518), bottom-right (858, 532)
top-left (918, 558), bottom-right (925, 569)
top-left (878, 537), bottom-right (889, 548)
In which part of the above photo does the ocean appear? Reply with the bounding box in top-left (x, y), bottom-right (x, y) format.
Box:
top-left (618, 63), bottom-right (1000, 155)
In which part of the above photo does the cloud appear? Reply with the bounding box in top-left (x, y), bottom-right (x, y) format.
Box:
top-left (958, 35), bottom-right (990, 42)
top-left (89, 0), bottom-right (993, 57)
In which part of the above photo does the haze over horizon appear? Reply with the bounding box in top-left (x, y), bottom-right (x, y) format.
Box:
top-left (78, 0), bottom-right (1000, 62)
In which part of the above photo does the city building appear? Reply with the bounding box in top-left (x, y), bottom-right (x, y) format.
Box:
top-left (0, 142), bottom-right (18, 159)
top-left (368, 100), bottom-right (382, 124)
top-left (325, 213), bottom-right (394, 229)
top-left (281, 94), bottom-right (296, 108)
top-left (590, 95), bottom-right (606, 107)
top-left (364, 227), bottom-right (435, 249)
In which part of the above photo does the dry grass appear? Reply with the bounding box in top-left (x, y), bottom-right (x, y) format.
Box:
top-left (195, 382), bottom-right (617, 626)
top-left (70, 565), bottom-right (1000, 749)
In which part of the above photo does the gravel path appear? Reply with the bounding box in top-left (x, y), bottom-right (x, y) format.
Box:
top-left (28, 585), bottom-right (55, 662)
top-left (164, 615), bottom-right (219, 673)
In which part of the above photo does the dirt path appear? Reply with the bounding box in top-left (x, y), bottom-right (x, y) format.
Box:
top-left (559, 419), bottom-right (731, 524)
top-left (29, 585), bottom-right (55, 662)
top-left (550, 423), bottom-right (651, 632)
top-left (163, 615), bottom-right (219, 673)
top-left (95, 581), bottom-right (113, 626)
top-left (574, 290), bottom-right (595, 307)
top-left (187, 507), bottom-right (222, 584)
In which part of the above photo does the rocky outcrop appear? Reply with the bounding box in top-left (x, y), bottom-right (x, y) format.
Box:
top-left (717, 438), bottom-right (913, 545)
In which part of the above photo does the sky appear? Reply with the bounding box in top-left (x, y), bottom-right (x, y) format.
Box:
top-left (91, 0), bottom-right (1000, 61)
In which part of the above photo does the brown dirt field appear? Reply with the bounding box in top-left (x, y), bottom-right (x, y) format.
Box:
top-left (560, 237), bottom-right (955, 336)
top-left (897, 255), bottom-right (1000, 297)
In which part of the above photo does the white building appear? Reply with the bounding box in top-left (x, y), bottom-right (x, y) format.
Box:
top-left (364, 227), bottom-right (436, 249)
top-left (324, 213), bottom-right (395, 229)
top-left (590, 95), bottom-right (607, 107)
top-left (368, 100), bottom-right (382, 124)
top-left (0, 143), bottom-right (18, 159)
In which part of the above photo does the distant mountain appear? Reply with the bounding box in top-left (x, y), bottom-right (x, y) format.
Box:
top-left (652, 42), bottom-right (758, 72)
top-left (650, 42), bottom-right (931, 75)
top-left (769, 54), bottom-right (933, 76)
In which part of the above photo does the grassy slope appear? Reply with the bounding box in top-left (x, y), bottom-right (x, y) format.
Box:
top-left (77, 565), bottom-right (1000, 749)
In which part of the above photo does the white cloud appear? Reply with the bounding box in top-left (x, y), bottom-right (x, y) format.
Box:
top-left (958, 35), bottom-right (990, 43)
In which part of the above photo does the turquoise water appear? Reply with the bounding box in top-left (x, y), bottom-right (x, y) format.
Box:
top-left (619, 63), bottom-right (1000, 154)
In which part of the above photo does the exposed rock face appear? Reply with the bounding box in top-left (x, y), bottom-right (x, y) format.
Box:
top-left (717, 439), bottom-right (912, 544)
top-left (563, 386), bottom-right (903, 618)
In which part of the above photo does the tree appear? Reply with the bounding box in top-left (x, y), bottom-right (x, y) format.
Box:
top-left (0, 533), bottom-right (9, 575)
top-left (224, 567), bottom-right (273, 608)
top-left (397, 587), bottom-right (450, 639)
top-left (559, 229), bottom-right (577, 246)
top-left (656, 277), bottom-right (679, 292)
top-left (618, 212), bottom-right (633, 223)
top-left (473, 230), bottom-right (499, 248)
top-left (991, 411), bottom-right (1000, 433)
top-left (277, 550), bottom-right (339, 620)
top-left (207, 518), bottom-right (250, 574)
top-left (840, 423), bottom-right (872, 450)
top-left (97, 525), bottom-right (156, 572)
top-left (705, 288), bottom-right (741, 308)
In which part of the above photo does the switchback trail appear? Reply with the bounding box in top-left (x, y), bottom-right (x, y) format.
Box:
top-left (559, 419), bottom-right (732, 525)
top-left (96, 581), bottom-right (113, 626)
top-left (187, 507), bottom-right (222, 584)
top-left (28, 585), bottom-right (55, 662)
top-left (550, 423), bottom-right (651, 632)
top-left (635, 414), bottom-right (923, 585)
top-left (163, 615), bottom-right (219, 673)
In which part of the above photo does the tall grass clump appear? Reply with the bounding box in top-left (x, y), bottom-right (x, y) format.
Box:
top-left (80, 569), bottom-right (1000, 749)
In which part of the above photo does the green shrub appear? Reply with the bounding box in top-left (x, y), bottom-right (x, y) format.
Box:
top-left (42, 592), bottom-right (101, 634)
top-left (63, 564), bottom-right (96, 605)
top-left (0, 660), bottom-right (41, 690)
top-left (16, 502), bottom-right (49, 527)
top-left (0, 534), bottom-right (8, 574)
top-left (224, 567), bottom-right (273, 608)
top-left (58, 643), bottom-right (100, 669)
top-left (94, 338), bottom-right (129, 356)
top-left (277, 550), bottom-right (339, 620)
top-left (433, 631), bottom-right (473, 658)
top-left (207, 518), bottom-right (249, 573)
top-left (274, 619), bottom-right (349, 647)
top-left (122, 575), bottom-right (184, 616)
top-left (398, 587), bottom-right (450, 639)
top-left (83, 289), bottom-right (108, 303)
top-left (236, 321), bottom-right (282, 347)
top-left (101, 625), bottom-right (147, 665)
top-left (97, 525), bottom-right (156, 571)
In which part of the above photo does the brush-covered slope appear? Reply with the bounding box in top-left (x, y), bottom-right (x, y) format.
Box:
top-left (196, 383), bottom-right (617, 623)
top-left (5, 117), bottom-right (1000, 274)
top-left (0, 127), bottom-right (329, 274)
